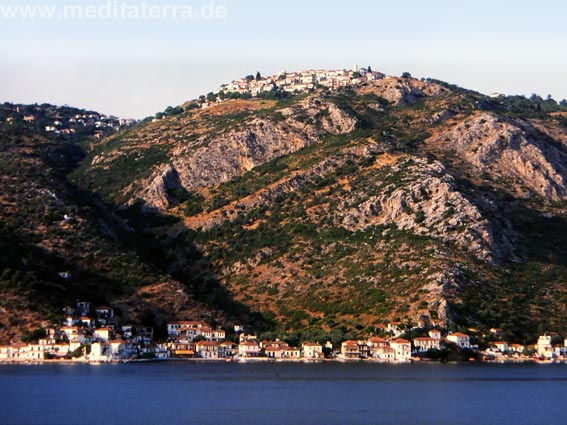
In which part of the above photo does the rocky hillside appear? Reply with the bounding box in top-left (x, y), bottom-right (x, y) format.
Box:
top-left (0, 104), bottom-right (242, 343)
top-left (5, 73), bottom-right (567, 344)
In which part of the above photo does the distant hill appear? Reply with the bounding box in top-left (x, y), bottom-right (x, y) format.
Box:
top-left (3, 70), bottom-right (567, 344)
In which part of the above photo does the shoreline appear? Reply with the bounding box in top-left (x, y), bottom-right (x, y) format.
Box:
top-left (0, 357), bottom-right (559, 366)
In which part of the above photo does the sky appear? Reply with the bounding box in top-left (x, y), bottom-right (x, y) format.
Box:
top-left (1, 0), bottom-right (566, 118)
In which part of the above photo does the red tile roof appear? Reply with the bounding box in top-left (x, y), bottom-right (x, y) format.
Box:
top-left (266, 346), bottom-right (283, 352)
top-left (197, 341), bottom-right (220, 347)
top-left (172, 321), bottom-right (204, 326)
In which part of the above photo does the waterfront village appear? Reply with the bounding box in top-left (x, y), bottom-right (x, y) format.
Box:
top-left (2, 301), bottom-right (567, 364)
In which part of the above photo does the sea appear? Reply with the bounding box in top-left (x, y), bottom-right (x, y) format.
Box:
top-left (1, 361), bottom-right (566, 425)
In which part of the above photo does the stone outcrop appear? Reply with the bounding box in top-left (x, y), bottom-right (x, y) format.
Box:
top-left (430, 112), bottom-right (567, 201)
top-left (359, 77), bottom-right (448, 106)
top-left (340, 158), bottom-right (504, 262)
top-left (140, 164), bottom-right (183, 210)
top-left (421, 268), bottom-right (464, 324)
top-left (280, 95), bottom-right (359, 135)
top-left (139, 96), bottom-right (357, 208)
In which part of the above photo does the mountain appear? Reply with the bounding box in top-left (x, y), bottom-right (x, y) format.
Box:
top-left (0, 103), bottom-right (239, 343)
top-left (4, 70), bottom-right (567, 344)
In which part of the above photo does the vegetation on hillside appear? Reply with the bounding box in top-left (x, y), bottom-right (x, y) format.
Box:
top-left (4, 75), bottom-right (567, 345)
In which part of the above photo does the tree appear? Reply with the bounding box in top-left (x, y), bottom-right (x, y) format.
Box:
top-left (225, 91), bottom-right (242, 100)
top-left (255, 71), bottom-right (262, 81)
top-left (367, 65), bottom-right (372, 73)
top-left (70, 346), bottom-right (84, 358)
top-left (22, 328), bottom-right (47, 343)
top-left (185, 102), bottom-right (200, 111)
top-left (183, 191), bottom-right (205, 217)
top-left (164, 106), bottom-right (183, 116)
top-left (245, 75), bottom-right (255, 82)
top-left (322, 346), bottom-right (333, 358)
top-left (401, 72), bottom-right (412, 79)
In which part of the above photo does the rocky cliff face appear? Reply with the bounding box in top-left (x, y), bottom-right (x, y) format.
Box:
top-left (180, 152), bottom-right (505, 262)
top-left (141, 164), bottom-right (184, 210)
top-left (340, 158), bottom-right (503, 262)
top-left (358, 76), bottom-right (448, 105)
top-left (429, 112), bottom-right (567, 201)
top-left (139, 96), bottom-right (358, 209)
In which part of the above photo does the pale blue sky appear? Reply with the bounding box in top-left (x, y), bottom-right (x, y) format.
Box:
top-left (1, 0), bottom-right (566, 118)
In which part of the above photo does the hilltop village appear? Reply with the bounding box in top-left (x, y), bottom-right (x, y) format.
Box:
top-left (1, 103), bottom-right (135, 139)
top-left (184, 66), bottom-right (387, 110)
top-left (2, 301), bottom-right (567, 364)
top-left (219, 66), bottom-right (384, 96)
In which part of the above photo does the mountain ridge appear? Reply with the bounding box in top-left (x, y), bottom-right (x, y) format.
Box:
top-left (3, 69), bottom-right (567, 344)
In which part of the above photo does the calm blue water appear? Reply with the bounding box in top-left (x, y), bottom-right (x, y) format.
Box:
top-left (1, 362), bottom-right (566, 425)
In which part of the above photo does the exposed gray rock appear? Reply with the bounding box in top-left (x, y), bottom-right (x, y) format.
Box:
top-left (430, 109), bottom-right (456, 124)
top-left (340, 158), bottom-right (506, 262)
top-left (430, 112), bottom-right (567, 201)
top-left (138, 96), bottom-right (357, 209)
top-left (358, 77), bottom-right (448, 106)
top-left (139, 164), bottom-right (183, 210)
